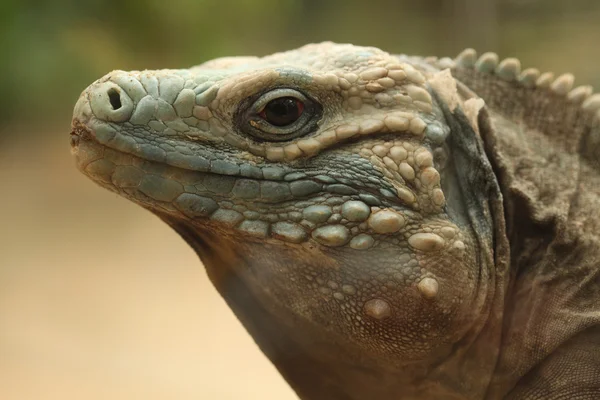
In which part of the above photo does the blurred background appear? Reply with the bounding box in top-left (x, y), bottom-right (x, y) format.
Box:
top-left (0, 0), bottom-right (598, 399)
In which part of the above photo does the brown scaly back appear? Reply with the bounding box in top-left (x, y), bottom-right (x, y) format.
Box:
top-left (425, 49), bottom-right (600, 225)
top-left (428, 49), bottom-right (600, 167)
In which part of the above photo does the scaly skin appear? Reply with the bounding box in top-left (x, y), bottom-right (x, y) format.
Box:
top-left (70, 43), bottom-right (600, 399)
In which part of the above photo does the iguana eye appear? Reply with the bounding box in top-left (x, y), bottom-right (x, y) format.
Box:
top-left (238, 88), bottom-right (322, 142)
top-left (259, 97), bottom-right (304, 127)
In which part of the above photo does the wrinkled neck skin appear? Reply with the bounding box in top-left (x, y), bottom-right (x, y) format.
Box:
top-left (160, 105), bottom-right (509, 400)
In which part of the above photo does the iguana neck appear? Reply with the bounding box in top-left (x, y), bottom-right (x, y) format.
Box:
top-left (166, 216), bottom-right (507, 400)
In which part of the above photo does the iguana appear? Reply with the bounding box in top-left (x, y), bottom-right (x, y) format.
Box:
top-left (70, 42), bottom-right (600, 399)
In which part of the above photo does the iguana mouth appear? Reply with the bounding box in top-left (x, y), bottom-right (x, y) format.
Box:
top-left (69, 131), bottom-right (81, 147)
top-left (69, 120), bottom-right (90, 148)
top-left (70, 117), bottom-right (404, 248)
top-left (69, 111), bottom-right (406, 208)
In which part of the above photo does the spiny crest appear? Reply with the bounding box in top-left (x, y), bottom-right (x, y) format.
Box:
top-left (451, 48), bottom-right (600, 120)
top-left (431, 48), bottom-right (600, 169)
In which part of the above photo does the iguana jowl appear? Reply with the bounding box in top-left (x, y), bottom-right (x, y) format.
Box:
top-left (70, 43), bottom-right (600, 399)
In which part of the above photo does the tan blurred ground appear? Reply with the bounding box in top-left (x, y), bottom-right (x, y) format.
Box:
top-left (0, 126), bottom-right (295, 400)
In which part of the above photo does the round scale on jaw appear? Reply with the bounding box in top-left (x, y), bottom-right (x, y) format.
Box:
top-left (417, 277), bottom-right (439, 299)
top-left (364, 299), bottom-right (392, 320)
top-left (440, 226), bottom-right (457, 239)
top-left (211, 209), bottom-right (244, 226)
top-left (414, 148), bottom-right (433, 168)
top-left (420, 167), bottom-right (441, 187)
top-left (302, 205), bottom-right (333, 223)
top-left (453, 240), bottom-right (466, 250)
top-left (451, 240), bottom-right (466, 256)
top-left (360, 67), bottom-right (388, 81)
top-left (368, 210), bottom-right (406, 233)
top-left (271, 221), bottom-right (308, 243)
top-left (398, 162), bottom-right (415, 180)
top-left (341, 200), bottom-right (371, 222)
top-left (239, 220), bottom-right (270, 238)
top-left (174, 193), bottom-right (219, 218)
top-left (408, 232), bottom-right (446, 252)
top-left (409, 117), bottom-right (427, 135)
top-left (389, 145), bottom-right (408, 162)
top-left (349, 234), bottom-right (375, 250)
top-left (395, 187), bottom-right (416, 205)
top-left (372, 145), bottom-right (388, 158)
top-left (311, 225), bottom-right (351, 247)
top-left (431, 188), bottom-right (446, 207)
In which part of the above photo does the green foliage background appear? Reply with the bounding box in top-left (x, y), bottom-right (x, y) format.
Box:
top-left (1, 0), bottom-right (599, 131)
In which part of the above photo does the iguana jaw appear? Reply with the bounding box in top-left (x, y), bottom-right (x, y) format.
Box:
top-left (71, 119), bottom-right (481, 341)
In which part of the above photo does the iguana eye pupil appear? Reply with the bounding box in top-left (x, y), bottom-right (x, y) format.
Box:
top-left (261, 97), bottom-right (304, 127)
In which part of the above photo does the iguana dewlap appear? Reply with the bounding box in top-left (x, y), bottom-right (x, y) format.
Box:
top-left (70, 43), bottom-right (600, 399)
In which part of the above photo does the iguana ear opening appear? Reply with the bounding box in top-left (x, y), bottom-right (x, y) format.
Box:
top-left (430, 87), bottom-right (499, 244)
top-left (428, 85), bottom-right (510, 358)
top-left (427, 68), bottom-right (505, 271)
top-left (431, 82), bottom-right (510, 313)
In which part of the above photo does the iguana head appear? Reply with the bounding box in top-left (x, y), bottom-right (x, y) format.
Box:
top-left (71, 42), bottom-right (501, 396)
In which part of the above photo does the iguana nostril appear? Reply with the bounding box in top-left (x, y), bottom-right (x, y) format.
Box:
top-left (87, 81), bottom-right (133, 122)
top-left (107, 88), bottom-right (122, 110)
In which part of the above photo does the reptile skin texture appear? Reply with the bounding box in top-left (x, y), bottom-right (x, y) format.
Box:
top-left (70, 43), bottom-right (600, 399)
